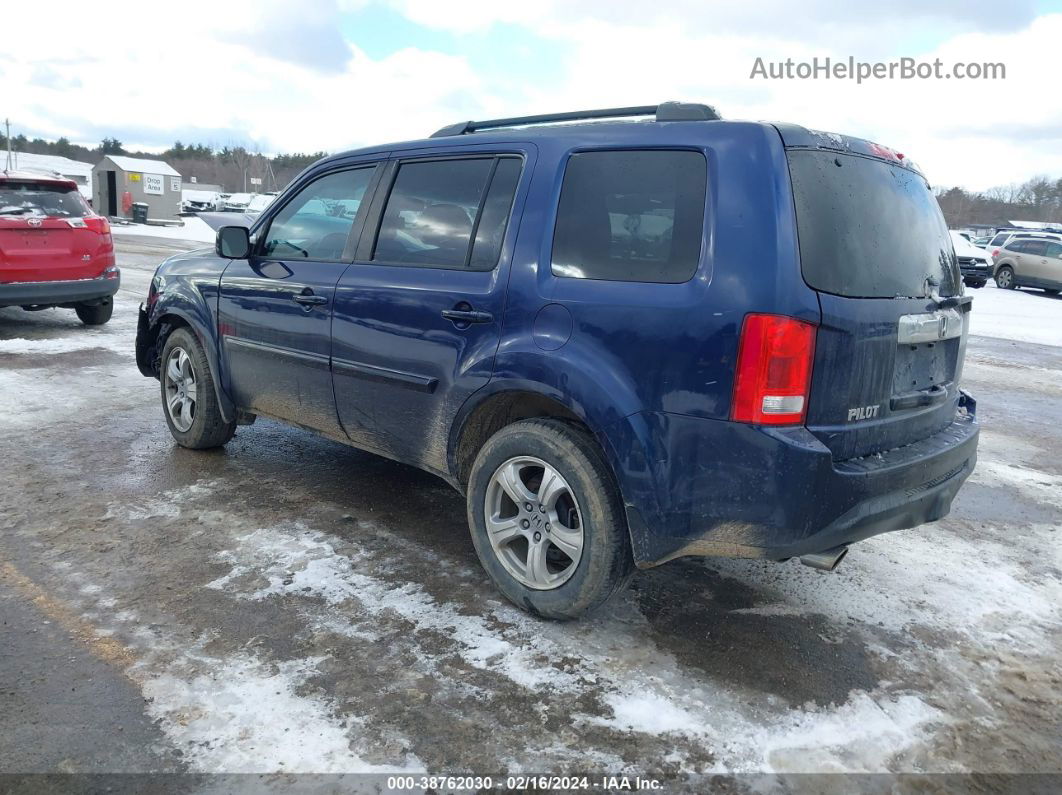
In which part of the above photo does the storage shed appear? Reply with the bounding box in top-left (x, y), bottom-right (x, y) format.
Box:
top-left (92, 155), bottom-right (181, 220)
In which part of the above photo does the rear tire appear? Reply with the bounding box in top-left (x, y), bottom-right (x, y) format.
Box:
top-left (995, 266), bottom-right (1016, 289)
top-left (159, 327), bottom-right (236, 449)
top-left (75, 298), bottom-right (113, 325)
top-left (466, 418), bottom-right (634, 620)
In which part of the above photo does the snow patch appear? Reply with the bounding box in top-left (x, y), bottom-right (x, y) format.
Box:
top-left (968, 284), bottom-right (1062, 347)
top-left (110, 215), bottom-right (217, 243)
top-left (140, 653), bottom-right (421, 774)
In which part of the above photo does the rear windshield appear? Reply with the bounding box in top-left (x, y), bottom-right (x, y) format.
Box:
top-left (0, 182), bottom-right (89, 218)
top-left (788, 151), bottom-right (959, 298)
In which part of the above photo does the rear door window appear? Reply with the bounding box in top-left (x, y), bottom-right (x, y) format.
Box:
top-left (1022, 240), bottom-right (1048, 256)
top-left (551, 150), bottom-right (707, 283)
top-left (0, 182), bottom-right (89, 218)
top-left (372, 156), bottom-right (521, 270)
top-left (788, 150), bottom-right (959, 298)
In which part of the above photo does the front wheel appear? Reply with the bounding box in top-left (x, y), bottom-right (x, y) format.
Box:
top-left (466, 418), bottom-right (634, 620)
top-left (75, 298), bottom-right (113, 325)
top-left (159, 328), bottom-right (236, 449)
top-left (995, 266), bottom-right (1016, 289)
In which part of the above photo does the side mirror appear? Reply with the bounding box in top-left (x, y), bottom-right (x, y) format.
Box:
top-left (216, 225), bottom-right (251, 259)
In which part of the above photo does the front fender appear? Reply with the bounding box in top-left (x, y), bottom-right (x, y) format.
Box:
top-left (143, 272), bottom-right (235, 423)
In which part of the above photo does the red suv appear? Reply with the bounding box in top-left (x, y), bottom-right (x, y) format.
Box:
top-left (0, 171), bottom-right (119, 325)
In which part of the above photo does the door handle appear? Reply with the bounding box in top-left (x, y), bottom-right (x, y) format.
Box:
top-left (442, 308), bottom-right (493, 325)
top-left (293, 292), bottom-right (328, 307)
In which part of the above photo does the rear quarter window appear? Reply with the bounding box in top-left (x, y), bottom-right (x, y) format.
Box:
top-left (551, 150), bottom-right (707, 283)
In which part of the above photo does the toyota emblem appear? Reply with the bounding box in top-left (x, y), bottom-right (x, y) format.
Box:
top-left (27, 218), bottom-right (42, 227)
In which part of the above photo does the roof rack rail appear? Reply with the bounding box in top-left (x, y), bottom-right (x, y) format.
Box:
top-left (430, 102), bottom-right (720, 138)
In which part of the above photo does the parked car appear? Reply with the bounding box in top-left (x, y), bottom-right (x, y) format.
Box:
top-left (222, 192), bottom-right (253, 212)
top-left (985, 229), bottom-right (1062, 261)
top-left (181, 189), bottom-right (223, 213)
top-left (993, 237), bottom-right (1062, 293)
top-left (950, 231), bottom-right (992, 287)
top-left (1, 170), bottom-right (119, 324)
top-left (972, 236), bottom-right (993, 248)
top-left (244, 192), bottom-right (278, 214)
top-left (136, 103), bottom-right (979, 618)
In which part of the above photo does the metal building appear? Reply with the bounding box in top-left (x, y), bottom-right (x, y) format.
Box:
top-left (92, 155), bottom-right (182, 220)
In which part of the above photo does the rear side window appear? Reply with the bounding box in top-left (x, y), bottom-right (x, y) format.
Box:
top-left (1022, 240), bottom-right (1048, 256)
top-left (989, 233), bottom-right (1008, 247)
top-left (0, 182), bottom-right (89, 218)
top-left (551, 150), bottom-right (707, 283)
top-left (373, 156), bottom-right (522, 270)
top-left (789, 150), bottom-right (959, 298)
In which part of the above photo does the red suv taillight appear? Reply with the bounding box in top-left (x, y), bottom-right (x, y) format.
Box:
top-left (84, 216), bottom-right (112, 244)
top-left (731, 314), bottom-right (817, 426)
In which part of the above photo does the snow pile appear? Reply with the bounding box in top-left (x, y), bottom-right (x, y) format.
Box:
top-left (110, 215), bottom-right (216, 244)
top-left (968, 285), bottom-right (1062, 347)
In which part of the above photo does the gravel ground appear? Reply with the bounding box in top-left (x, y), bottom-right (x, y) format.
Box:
top-left (1, 237), bottom-right (1059, 791)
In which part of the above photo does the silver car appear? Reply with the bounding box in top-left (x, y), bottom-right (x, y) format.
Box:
top-left (993, 237), bottom-right (1062, 294)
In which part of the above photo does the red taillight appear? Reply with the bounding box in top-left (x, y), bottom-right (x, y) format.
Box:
top-left (731, 314), bottom-right (817, 426)
top-left (84, 216), bottom-right (112, 247)
top-left (84, 215), bottom-right (110, 234)
top-left (991, 249), bottom-right (1000, 259)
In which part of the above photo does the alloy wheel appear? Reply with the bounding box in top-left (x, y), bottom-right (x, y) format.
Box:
top-left (484, 456), bottom-right (584, 590)
top-left (164, 347), bottom-right (198, 432)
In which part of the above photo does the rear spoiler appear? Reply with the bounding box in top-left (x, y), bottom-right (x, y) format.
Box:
top-left (772, 122), bottom-right (924, 176)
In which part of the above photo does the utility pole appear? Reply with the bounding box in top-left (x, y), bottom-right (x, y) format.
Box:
top-left (4, 118), bottom-right (12, 172)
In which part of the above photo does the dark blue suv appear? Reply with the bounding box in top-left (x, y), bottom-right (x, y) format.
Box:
top-left (136, 103), bottom-right (978, 619)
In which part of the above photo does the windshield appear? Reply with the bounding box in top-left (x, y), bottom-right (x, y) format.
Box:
top-left (0, 182), bottom-right (89, 218)
top-left (788, 150), bottom-right (959, 298)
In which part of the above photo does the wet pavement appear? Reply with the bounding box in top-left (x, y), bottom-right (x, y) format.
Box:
top-left (1, 237), bottom-right (1060, 790)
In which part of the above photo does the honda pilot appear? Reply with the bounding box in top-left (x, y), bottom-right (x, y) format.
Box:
top-left (135, 103), bottom-right (979, 619)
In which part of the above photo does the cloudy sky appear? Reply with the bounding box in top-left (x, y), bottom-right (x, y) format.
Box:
top-left (2, 0), bottom-right (1060, 191)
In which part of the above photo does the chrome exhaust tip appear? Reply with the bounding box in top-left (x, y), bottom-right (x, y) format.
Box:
top-left (799, 545), bottom-right (849, 572)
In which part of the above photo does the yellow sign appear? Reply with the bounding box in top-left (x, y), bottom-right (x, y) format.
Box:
top-left (129, 172), bottom-right (141, 182)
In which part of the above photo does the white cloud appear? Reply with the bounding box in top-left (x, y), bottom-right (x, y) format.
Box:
top-left (0, 1), bottom-right (1059, 190)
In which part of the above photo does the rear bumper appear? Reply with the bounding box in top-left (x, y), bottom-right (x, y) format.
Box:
top-left (0, 275), bottom-right (120, 307)
top-left (616, 395), bottom-right (979, 566)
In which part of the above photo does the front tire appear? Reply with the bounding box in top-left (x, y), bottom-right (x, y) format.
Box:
top-left (466, 418), bottom-right (634, 620)
top-left (159, 328), bottom-right (236, 449)
top-left (75, 298), bottom-right (113, 325)
top-left (995, 266), bottom-right (1016, 289)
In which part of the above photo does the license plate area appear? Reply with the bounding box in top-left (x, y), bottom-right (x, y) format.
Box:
top-left (893, 339), bottom-right (954, 394)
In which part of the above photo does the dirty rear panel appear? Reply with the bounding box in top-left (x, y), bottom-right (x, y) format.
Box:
top-left (784, 139), bottom-right (967, 461)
